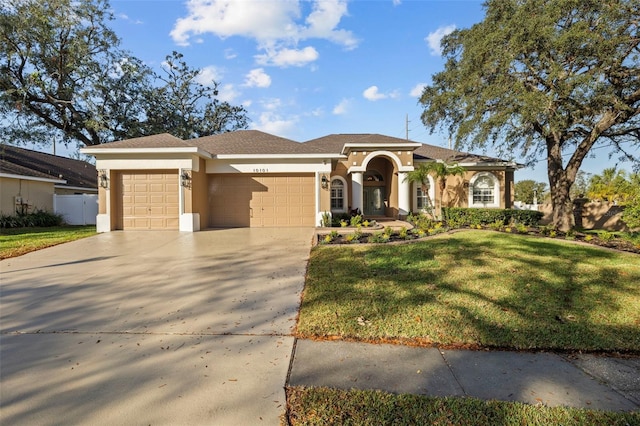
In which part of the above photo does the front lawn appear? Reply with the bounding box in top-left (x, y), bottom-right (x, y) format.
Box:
top-left (285, 387), bottom-right (639, 425)
top-left (0, 226), bottom-right (97, 259)
top-left (297, 230), bottom-right (640, 352)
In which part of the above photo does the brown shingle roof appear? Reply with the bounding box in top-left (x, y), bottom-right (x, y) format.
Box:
top-left (413, 144), bottom-right (504, 163)
top-left (303, 133), bottom-right (507, 163)
top-left (303, 134), bottom-right (415, 153)
top-left (191, 130), bottom-right (315, 155)
top-left (0, 144), bottom-right (97, 188)
top-left (79, 131), bottom-right (514, 165)
top-left (82, 133), bottom-right (190, 149)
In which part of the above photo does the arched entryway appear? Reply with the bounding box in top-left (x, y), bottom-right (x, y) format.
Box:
top-left (348, 149), bottom-right (414, 218)
top-left (363, 170), bottom-right (386, 216)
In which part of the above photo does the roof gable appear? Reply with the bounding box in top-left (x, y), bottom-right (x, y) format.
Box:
top-left (0, 144), bottom-right (97, 188)
top-left (191, 130), bottom-right (316, 155)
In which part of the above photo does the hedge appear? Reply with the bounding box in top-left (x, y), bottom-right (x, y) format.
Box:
top-left (442, 207), bottom-right (544, 227)
top-left (0, 211), bottom-right (64, 228)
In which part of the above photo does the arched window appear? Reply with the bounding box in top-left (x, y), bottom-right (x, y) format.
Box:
top-left (330, 177), bottom-right (348, 213)
top-left (469, 172), bottom-right (500, 207)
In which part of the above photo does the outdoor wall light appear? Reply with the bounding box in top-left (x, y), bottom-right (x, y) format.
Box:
top-left (321, 174), bottom-right (329, 189)
top-left (98, 170), bottom-right (109, 189)
top-left (181, 170), bottom-right (192, 188)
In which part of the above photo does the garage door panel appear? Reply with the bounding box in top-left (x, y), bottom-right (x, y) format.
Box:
top-left (209, 173), bottom-right (315, 227)
top-left (121, 171), bottom-right (178, 230)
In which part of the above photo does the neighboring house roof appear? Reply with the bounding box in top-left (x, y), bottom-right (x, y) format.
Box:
top-left (0, 144), bottom-right (97, 188)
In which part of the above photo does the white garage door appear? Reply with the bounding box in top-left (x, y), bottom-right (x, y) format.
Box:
top-left (121, 171), bottom-right (179, 230)
top-left (209, 174), bottom-right (315, 227)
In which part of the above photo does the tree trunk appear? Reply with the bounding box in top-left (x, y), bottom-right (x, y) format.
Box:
top-left (547, 141), bottom-right (575, 231)
top-left (550, 178), bottom-right (574, 231)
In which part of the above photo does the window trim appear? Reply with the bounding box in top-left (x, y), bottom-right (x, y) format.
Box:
top-left (330, 176), bottom-right (348, 213)
top-left (468, 172), bottom-right (500, 208)
top-left (412, 177), bottom-right (435, 213)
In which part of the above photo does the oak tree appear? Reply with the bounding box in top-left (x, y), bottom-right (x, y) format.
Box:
top-left (420, 0), bottom-right (640, 230)
top-left (1, 0), bottom-right (248, 148)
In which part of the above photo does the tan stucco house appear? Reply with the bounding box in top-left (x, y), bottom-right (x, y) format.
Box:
top-left (80, 131), bottom-right (519, 232)
top-left (0, 144), bottom-right (97, 216)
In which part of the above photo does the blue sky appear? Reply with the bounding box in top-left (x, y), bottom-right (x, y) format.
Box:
top-left (53, 0), bottom-right (639, 183)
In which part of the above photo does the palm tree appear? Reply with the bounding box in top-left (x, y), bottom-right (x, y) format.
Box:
top-left (404, 161), bottom-right (466, 218)
top-left (404, 164), bottom-right (436, 218)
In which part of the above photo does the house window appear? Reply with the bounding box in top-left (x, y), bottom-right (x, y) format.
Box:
top-left (330, 178), bottom-right (347, 212)
top-left (413, 177), bottom-right (435, 213)
top-left (469, 172), bottom-right (500, 207)
top-left (417, 187), bottom-right (431, 210)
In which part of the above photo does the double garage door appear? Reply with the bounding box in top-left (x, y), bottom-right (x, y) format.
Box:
top-left (121, 171), bottom-right (179, 230)
top-left (209, 174), bottom-right (315, 227)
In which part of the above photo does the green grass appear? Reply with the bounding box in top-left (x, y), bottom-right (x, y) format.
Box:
top-left (285, 387), bottom-right (640, 426)
top-left (298, 230), bottom-right (640, 352)
top-left (0, 226), bottom-right (97, 259)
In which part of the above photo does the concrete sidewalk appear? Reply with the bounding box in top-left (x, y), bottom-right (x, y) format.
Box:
top-left (288, 339), bottom-right (640, 412)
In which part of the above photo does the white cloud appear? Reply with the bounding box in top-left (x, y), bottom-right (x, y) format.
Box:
top-left (118, 13), bottom-right (143, 25)
top-left (217, 84), bottom-right (240, 103)
top-left (255, 46), bottom-right (319, 67)
top-left (410, 83), bottom-right (427, 98)
top-left (251, 111), bottom-right (298, 136)
top-left (224, 49), bottom-right (237, 60)
top-left (243, 68), bottom-right (272, 88)
top-left (170, 0), bottom-right (357, 67)
top-left (196, 66), bottom-right (223, 86)
top-left (426, 24), bottom-right (456, 56)
top-left (301, 0), bottom-right (358, 50)
top-left (333, 98), bottom-right (350, 115)
top-left (261, 98), bottom-right (283, 111)
top-left (392, 0), bottom-right (401, 5)
top-left (363, 85), bottom-right (401, 101)
top-left (309, 107), bottom-right (323, 117)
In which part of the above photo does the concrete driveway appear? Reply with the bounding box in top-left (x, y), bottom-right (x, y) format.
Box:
top-left (0, 228), bottom-right (314, 425)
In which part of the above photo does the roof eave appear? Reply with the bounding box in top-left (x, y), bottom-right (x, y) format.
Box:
top-left (1, 172), bottom-right (66, 184)
top-left (214, 153), bottom-right (345, 160)
top-left (79, 147), bottom-right (211, 158)
top-left (341, 142), bottom-right (423, 155)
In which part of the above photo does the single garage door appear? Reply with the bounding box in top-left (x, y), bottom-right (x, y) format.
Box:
top-left (121, 171), bottom-right (179, 230)
top-left (209, 174), bottom-right (315, 227)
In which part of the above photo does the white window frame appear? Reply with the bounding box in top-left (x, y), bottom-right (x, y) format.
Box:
top-left (330, 176), bottom-right (348, 213)
top-left (468, 172), bottom-right (500, 208)
top-left (412, 177), bottom-right (435, 213)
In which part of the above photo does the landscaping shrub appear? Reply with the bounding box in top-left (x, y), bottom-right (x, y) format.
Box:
top-left (331, 213), bottom-right (351, 227)
top-left (442, 207), bottom-right (543, 227)
top-left (0, 211), bottom-right (64, 228)
top-left (623, 190), bottom-right (640, 230)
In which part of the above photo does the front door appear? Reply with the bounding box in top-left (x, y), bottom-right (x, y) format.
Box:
top-left (363, 187), bottom-right (385, 216)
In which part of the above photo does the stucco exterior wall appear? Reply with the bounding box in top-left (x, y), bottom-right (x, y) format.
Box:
top-left (412, 169), bottom-right (512, 214)
top-left (0, 177), bottom-right (54, 215)
top-left (191, 158), bottom-right (209, 228)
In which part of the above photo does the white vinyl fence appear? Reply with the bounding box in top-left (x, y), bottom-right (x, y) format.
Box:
top-left (54, 194), bottom-right (98, 225)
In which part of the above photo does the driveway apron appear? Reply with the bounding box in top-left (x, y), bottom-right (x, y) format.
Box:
top-left (0, 228), bottom-right (314, 425)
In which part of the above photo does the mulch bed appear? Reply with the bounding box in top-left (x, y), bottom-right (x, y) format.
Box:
top-left (317, 226), bottom-right (640, 254)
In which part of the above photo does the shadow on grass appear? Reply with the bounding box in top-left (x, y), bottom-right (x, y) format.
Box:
top-left (298, 231), bottom-right (640, 352)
